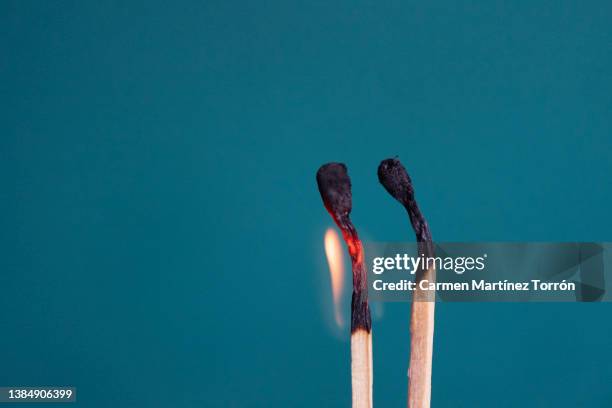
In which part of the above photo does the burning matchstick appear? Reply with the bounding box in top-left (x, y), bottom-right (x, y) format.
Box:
top-left (378, 158), bottom-right (435, 408)
top-left (317, 163), bottom-right (373, 408)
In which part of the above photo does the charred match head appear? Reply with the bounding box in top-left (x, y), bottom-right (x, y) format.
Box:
top-left (316, 162), bottom-right (352, 221)
top-left (378, 158), bottom-right (414, 206)
top-left (378, 157), bottom-right (432, 245)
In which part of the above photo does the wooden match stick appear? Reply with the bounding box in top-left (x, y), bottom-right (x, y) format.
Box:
top-left (378, 158), bottom-right (435, 408)
top-left (317, 163), bottom-right (373, 408)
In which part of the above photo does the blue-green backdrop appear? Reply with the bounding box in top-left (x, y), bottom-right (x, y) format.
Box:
top-left (2, 1), bottom-right (611, 406)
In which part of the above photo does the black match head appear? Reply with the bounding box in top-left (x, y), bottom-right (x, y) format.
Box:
top-left (377, 158), bottom-right (414, 205)
top-left (316, 162), bottom-right (352, 218)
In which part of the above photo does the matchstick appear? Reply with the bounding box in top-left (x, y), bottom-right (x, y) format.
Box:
top-left (378, 158), bottom-right (435, 408)
top-left (317, 163), bottom-right (373, 408)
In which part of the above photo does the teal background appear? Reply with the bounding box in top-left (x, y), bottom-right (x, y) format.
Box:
top-left (2, 1), bottom-right (611, 407)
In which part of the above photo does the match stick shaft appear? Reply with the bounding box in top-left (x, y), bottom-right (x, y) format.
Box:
top-left (346, 233), bottom-right (373, 408)
top-left (408, 267), bottom-right (436, 408)
top-left (316, 163), bottom-right (373, 408)
top-left (377, 158), bottom-right (435, 408)
top-left (351, 330), bottom-right (373, 408)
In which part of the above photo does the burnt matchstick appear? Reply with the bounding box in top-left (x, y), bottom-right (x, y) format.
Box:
top-left (378, 158), bottom-right (435, 408)
top-left (317, 163), bottom-right (373, 408)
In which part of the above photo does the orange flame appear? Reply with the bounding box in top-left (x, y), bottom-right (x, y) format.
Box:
top-left (324, 228), bottom-right (345, 328)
